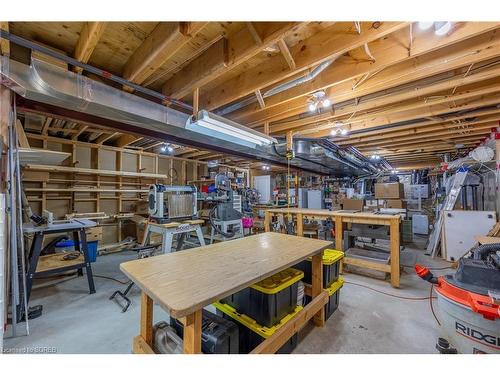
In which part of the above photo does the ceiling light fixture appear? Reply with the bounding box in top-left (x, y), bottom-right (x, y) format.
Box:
top-left (434, 21), bottom-right (452, 36)
top-left (307, 90), bottom-right (331, 112)
top-left (418, 21), bottom-right (434, 30)
top-left (187, 110), bottom-right (277, 148)
top-left (329, 121), bottom-right (350, 138)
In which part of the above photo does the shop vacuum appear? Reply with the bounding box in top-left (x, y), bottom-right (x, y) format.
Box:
top-left (415, 243), bottom-right (500, 354)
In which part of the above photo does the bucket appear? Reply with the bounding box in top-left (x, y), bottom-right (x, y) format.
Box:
top-left (54, 239), bottom-right (98, 263)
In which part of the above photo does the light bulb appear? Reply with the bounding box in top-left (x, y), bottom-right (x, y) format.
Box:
top-left (322, 98), bottom-right (331, 108)
top-left (340, 128), bottom-right (348, 136)
top-left (418, 22), bottom-right (434, 30)
top-left (391, 170), bottom-right (397, 174)
top-left (435, 21), bottom-right (452, 36)
top-left (308, 102), bottom-right (317, 112)
top-left (167, 146), bottom-right (174, 153)
top-left (160, 146), bottom-right (167, 152)
top-left (330, 129), bottom-right (338, 136)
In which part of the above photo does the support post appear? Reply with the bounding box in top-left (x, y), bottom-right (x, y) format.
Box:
top-left (296, 213), bottom-right (303, 236)
top-left (264, 210), bottom-right (271, 232)
top-left (183, 309), bottom-right (202, 354)
top-left (140, 292), bottom-right (154, 346)
top-left (389, 218), bottom-right (401, 288)
top-left (311, 252), bottom-right (325, 327)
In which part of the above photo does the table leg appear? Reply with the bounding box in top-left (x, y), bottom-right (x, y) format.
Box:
top-left (195, 225), bottom-right (206, 246)
top-left (163, 232), bottom-right (173, 253)
top-left (335, 216), bottom-right (343, 251)
top-left (183, 309), bottom-right (202, 354)
top-left (176, 233), bottom-right (187, 251)
top-left (25, 232), bottom-right (43, 303)
top-left (311, 252), bottom-right (325, 327)
top-left (78, 229), bottom-right (96, 294)
top-left (390, 219), bottom-right (401, 288)
top-left (296, 213), bottom-right (304, 236)
top-left (140, 292), bottom-right (154, 346)
top-left (264, 211), bottom-right (271, 232)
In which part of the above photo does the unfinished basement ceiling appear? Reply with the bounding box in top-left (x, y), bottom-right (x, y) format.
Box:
top-left (2, 21), bottom-right (500, 170)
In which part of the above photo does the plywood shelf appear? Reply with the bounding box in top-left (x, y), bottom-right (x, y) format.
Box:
top-left (23, 164), bottom-right (168, 179)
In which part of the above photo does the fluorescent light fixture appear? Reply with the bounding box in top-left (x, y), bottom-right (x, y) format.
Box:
top-left (435, 21), bottom-right (452, 36)
top-left (187, 110), bottom-right (277, 148)
top-left (340, 128), bottom-right (348, 136)
top-left (418, 21), bottom-right (434, 30)
top-left (308, 102), bottom-right (317, 112)
top-left (330, 128), bottom-right (338, 136)
top-left (322, 98), bottom-right (331, 108)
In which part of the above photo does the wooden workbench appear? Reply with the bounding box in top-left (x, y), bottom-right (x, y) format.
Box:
top-left (120, 232), bottom-right (332, 354)
top-left (264, 208), bottom-right (402, 288)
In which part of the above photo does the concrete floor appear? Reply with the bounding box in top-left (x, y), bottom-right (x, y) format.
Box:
top-left (3, 236), bottom-right (452, 354)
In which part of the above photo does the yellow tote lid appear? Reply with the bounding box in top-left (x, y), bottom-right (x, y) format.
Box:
top-left (251, 268), bottom-right (304, 294)
top-left (213, 301), bottom-right (303, 339)
top-left (326, 276), bottom-right (344, 296)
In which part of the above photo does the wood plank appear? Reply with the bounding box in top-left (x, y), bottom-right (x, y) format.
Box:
top-left (183, 309), bottom-right (202, 354)
top-left (115, 134), bottom-right (142, 148)
top-left (202, 22), bottom-right (409, 110)
top-left (475, 235), bottom-right (500, 245)
top-left (123, 22), bottom-right (208, 85)
top-left (73, 22), bottom-right (107, 73)
top-left (19, 148), bottom-right (70, 166)
top-left (251, 290), bottom-right (329, 354)
top-left (235, 24), bottom-right (500, 127)
top-left (246, 22), bottom-right (263, 45)
top-left (133, 335), bottom-right (155, 354)
top-left (162, 22), bottom-right (300, 99)
top-left (255, 89), bottom-right (266, 109)
top-left (0, 22), bottom-right (9, 56)
top-left (296, 213), bottom-right (304, 236)
top-left (23, 163), bottom-right (169, 179)
top-left (140, 292), bottom-right (154, 346)
top-left (163, 37), bottom-right (228, 99)
top-left (343, 257), bottom-right (392, 272)
top-left (15, 120), bottom-right (30, 148)
top-left (120, 232), bottom-right (331, 318)
top-left (311, 252), bottom-right (325, 327)
top-left (277, 39), bottom-right (296, 70)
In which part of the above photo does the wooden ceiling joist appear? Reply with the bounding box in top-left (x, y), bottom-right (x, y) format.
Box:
top-left (73, 22), bottom-right (107, 73)
top-left (0, 22), bottom-right (10, 56)
top-left (234, 24), bottom-right (500, 127)
top-left (162, 22), bottom-right (300, 99)
top-left (123, 22), bottom-right (208, 85)
top-left (201, 22), bottom-right (410, 110)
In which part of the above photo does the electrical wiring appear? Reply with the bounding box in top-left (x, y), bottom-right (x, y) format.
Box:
top-left (429, 284), bottom-right (441, 326)
top-left (93, 275), bottom-right (130, 285)
top-left (344, 281), bottom-right (436, 301)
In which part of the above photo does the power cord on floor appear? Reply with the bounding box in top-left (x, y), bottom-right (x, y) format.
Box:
top-left (344, 281), bottom-right (437, 301)
top-left (429, 284), bottom-right (441, 326)
top-left (344, 280), bottom-right (442, 327)
top-left (402, 265), bottom-right (454, 271)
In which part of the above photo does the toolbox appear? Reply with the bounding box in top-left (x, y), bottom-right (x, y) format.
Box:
top-left (294, 249), bottom-right (343, 288)
top-left (170, 309), bottom-right (239, 354)
top-left (304, 277), bottom-right (344, 321)
top-left (220, 268), bottom-right (303, 328)
top-left (214, 302), bottom-right (301, 354)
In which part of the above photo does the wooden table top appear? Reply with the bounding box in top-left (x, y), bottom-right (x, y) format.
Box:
top-left (265, 207), bottom-right (400, 221)
top-left (120, 232), bottom-right (332, 318)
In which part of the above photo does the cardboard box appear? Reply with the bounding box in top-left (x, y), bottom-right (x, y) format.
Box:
top-left (375, 183), bottom-right (404, 199)
top-left (341, 198), bottom-right (364, 211)
top-left (385, 199), bottom-right (407, 209)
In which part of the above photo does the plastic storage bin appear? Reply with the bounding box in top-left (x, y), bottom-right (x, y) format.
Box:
top-left (54, 240), bottom-right (98, 262)
top-left (294, 249), bottom-right (343, 288)
top-left (304, 277), bottom-right (344, 321)
top-left (170, 309), bottom-right (239, 354)
top-left (213, 302), bottom-right (301, 354)
top-left (220, 268), bottom-right (303, 327)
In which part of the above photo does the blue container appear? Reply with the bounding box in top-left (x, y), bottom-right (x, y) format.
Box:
top-left (55, 240), bottom-right (98, 263)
